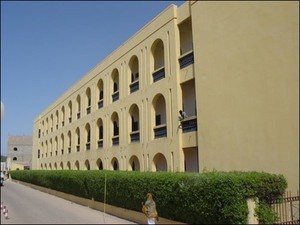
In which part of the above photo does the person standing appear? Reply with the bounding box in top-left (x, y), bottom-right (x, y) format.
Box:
top-left (179, 110), bottom-right (188, 121)
top-left (142, 193), bottom-right (159, 224)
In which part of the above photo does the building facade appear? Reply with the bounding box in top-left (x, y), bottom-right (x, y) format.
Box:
top-left (32, 1), bottom-right (299, 195)
top-left (7, 135), bottom-right (32, 170)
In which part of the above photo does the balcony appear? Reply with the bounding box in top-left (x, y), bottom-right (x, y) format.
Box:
top-left (181, 116), bottom-right (197, 133)
top-left (154, 124), bottom-right (167, 139)
top-left (112, 91), bottom-right (119, 102)
top-left (98, 99), bottom-right (103, 109)
top-left (98, 139), bottom-right (103, 148)
top-left (86, 143), bottom-right (91, 150)
top-left (130, 131), bottom-right (140, 142)
top-left (152, 67), bottom-right (165, 82)
top-left (130, 80), bottom-right (139, 93)
top-left (86, 106), bottom-right (91, 115)
top-left (179, 51), bottom-right (194, 69)
top-left (112, 136), bottom-right (119, 146)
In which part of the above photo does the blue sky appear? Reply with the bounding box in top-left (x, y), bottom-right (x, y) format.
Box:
top-left (1, 1), bottom-right (185, 156)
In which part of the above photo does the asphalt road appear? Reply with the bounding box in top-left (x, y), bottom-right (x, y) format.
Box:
top-left (1, 179), bottom-right (136, 224)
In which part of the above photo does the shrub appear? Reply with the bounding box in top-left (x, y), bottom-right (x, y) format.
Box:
top-left (10, 170), bottom-right (287, 224)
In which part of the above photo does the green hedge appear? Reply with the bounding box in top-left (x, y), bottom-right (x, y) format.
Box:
top-left (10, 170), bottom-right (287, 224)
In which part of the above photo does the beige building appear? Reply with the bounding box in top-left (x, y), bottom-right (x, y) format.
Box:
top-left (7, 135), bottom-right (32, 170)
top-left (32, 1), bottom-right (299, 195)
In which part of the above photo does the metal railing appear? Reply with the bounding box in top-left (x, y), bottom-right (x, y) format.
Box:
top-left (179, 51), bottom-right (194, 69)
top-left (112, 136), bottom-right (119, 145)
top-left (98, 139), bottom-right (103, 148)
top-left (112, 92), bottom-right (119, 102)
top-left (130, 80), bottom-right (139, 93)
top-left (271, 191), bottom-right (299, 224)
top-left (181, 116), bottom-right (197, 133)
top-left (130, 131), bottom-right (140, 142)
top-left (152, 67), bottom-right (165, 82)
top-left (154, 124), bottom-right (167, 139)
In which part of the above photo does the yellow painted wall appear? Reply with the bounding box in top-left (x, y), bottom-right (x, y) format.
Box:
top-left (192, 1), bottom-right (299, 194)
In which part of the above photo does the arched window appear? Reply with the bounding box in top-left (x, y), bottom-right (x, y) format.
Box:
top-left (129, 55), bottom-right (139, 93)
top-left (151, 39), bottom-right (165, 82)
top-left (111, 69), bottom-right (119, 102)
top-left (153, 94), bottom-right (167, 139)
top-left (86, 88), bottom-right (91, 114)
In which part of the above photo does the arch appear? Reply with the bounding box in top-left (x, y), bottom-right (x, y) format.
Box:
top-left (97, 118), bottom-right (104, 148)
top-left (97, 79), bottom-right (104, 101)
top-left (96, 158), bottom-right (103, 170)
top-left (61, 105), bottom-right (65, 126)
top-left (111, 68), bottom-right (119, 93)
top-left (50, 114), bottom-right (54, 130)
top-left (152, 94), bottom-right (167, 139)
top-left (76, 94), bottom-right (81, 119)
top-left (111, 112), bottom-right (119, 136)
top-left (151, 39), bottom-right (165, 71)
top-left (46, 117), bottom-right (49, 132)
top-left (76, 127), bottom-right (80, 152)
top-left (97, 118), bottom-right (104, 139)
top-left (129, 155), bottom-right (140, 171)
top-left (67, 130), bottom-right (72, 153)
top-left (60, 162), bottom-right (64, 170)
top-left (152, 94), bottom-right (167, 125)
top-left (85, 87), bottom-right (91, 115)
top-left (129, 104), bottom-right (140, 142)
top-left (55, 110), bottom-right (59, 128)
top-left (45, 140), bottom-right (48, 156)
top-left (49, 138), bottom-right (53, 156)
top-left (49, 163), bottom-right (52, 170)
top-left (68, 100), bottom-right (72, 123)
top-left (75, 160), bottom-right (80, 170)
top-left (67, 161), bottom-right (71, 170)
top-left (54, 162), bottom-right (57, 170)
top-left (55, 136), bottom-right (58, 154)
top-left (60, 133), bottom-right (65, 155)
top-left (111, 157), bottom-right (119, 171)
top-left (129, 55), bottom-right (139, 83)
top-left (85, 87), bottom-right (91, 107)
top-left (85, 123), bottom-right (91, 150)
top-left (153, 153), bottom-right (167, 171)
top-left (84, 159), bottom-right (90, 170)
top-left (129, 104), bottom-right (139, 132)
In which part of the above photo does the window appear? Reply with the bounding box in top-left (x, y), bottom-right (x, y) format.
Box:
top-left (13, 147), bottom-right (18, 151)
top-left (155, 115), bottom-right (161, 126)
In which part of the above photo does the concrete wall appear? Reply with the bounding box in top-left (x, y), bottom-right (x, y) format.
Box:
top-left (7, 135), bottom-right (32, 170)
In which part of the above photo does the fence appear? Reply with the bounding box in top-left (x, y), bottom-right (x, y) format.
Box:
top-left (270, 191), bottom-right (299, 224)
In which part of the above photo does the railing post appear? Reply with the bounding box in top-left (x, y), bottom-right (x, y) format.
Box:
top-left (247, 198), bottom-right (258, 224)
